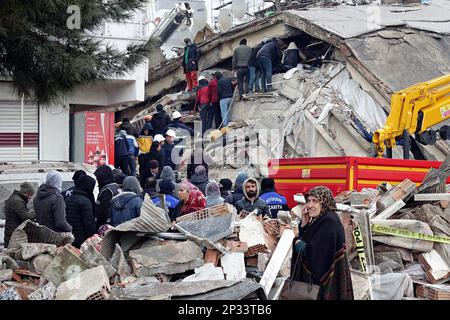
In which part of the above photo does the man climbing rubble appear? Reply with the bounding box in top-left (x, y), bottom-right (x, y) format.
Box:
top-left (181, 38), bottom-right (200, 92)
top-left (256, 37), bottom-right (282, 92)
top-left (235, 178), bottom-right (270, 217)
top-left (232, 38), bottom-right (252, 99)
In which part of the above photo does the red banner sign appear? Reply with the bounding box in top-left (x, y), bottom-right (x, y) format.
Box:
top-left (85, 112), bottom-right (114, 167)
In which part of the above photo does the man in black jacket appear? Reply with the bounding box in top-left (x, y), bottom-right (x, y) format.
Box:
top-left (34, 170), bottom-right (72, 233)
top-left (217, 72), bottom-right (235, 127)
top-left (114, 129), bottom-right (130, 175)
top-left (65, 175), bottom-right (97, 248)
top-left (151, 104), bottom-right (171, 135)
top-left (119, 118), bottom-right (139, 138)
top-left (4, 182), bottom-right (35, 247)
top-left (62, 170), bottom-right (86, 200)
top-left (94, 165), bottom-right (120, 229)
top-left (256, 38), bottom-right (282, 92)
top-left (224, 172), bottom-right (248, 206)
top-left (181, 38), bottom-right (200, 91)
top-left (235, 178), bottom-right (270, 217)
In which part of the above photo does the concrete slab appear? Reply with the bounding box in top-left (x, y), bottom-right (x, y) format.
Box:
top-left (182, 263), bottom-right (225, 282)
top-left (29, 254), bottom-right (54, 275)
top-left (0, 269), bottom-right (12, 281)
top-left (221, 252), bottom-right (246, 281)
top-left (28, 282), bottom-right (56, 300)
top-left (20, 243), bottom-right (57, 260)
top-left (238, 214), bottom-right (266, 248)
top-left (80, 244), bottom-right (116, 278)
top-left (129, 240), bottom-right (204, 277)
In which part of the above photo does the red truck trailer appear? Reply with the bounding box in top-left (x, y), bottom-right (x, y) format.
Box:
top-left (268, 156), bottom-right (447, 209)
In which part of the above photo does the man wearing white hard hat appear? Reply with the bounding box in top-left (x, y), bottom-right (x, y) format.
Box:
top-left (164, 111), bottom-right (194, 136)
top-left (162, 129), bottom-right (178, 170)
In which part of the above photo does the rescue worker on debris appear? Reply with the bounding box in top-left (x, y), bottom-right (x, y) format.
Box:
top-left (164, 111), bottom-right (194, 136)
top-left (62, 170), bottom-right (86, 200)
top-left (137, 119), bottom-right (153, 154)
top-left (94, 165), bottom-right (120, 230)
top-left (119, 117), bottom-right (139, 138)
top-left (259, 178), bottom-right (289, 218)
top-left (256, 37), bottom-right (282, 92)
top-left (235, 178), bottom-right (270, 217)
top-left (232, 38), bottom-right (252, 99)
top-left (291, 186), bottom-right (354, 300)
top-left (248, 40), bottom-right (265, 93)
top-left (34, 170), bottom-right (73, 233)
top-left (181, 38), bottom-right (200, 92)
top-left (216, 72), bottom-right (235, 128)
top-left (4, 182), bottom-right (36, 248)
top-left (195, 76), bottom-right (212, 134)
top-left (65, 175), bottom-right (97, 248)
top-left (208, 71), bottom-right (222, 128)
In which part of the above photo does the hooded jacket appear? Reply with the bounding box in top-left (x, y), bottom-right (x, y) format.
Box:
top-left (196, 79), bottom-right (210, 106)
top-left (111, 176), bottom-right (143, 226)
top-left (248, 42), bottom-right (265, 67)
top-left (235, 178), bottom-right (270, 216)
top-left (224, 172), bottom-right (248, 206)
top-left (151, 110), bottom-right (171, 135)
top-left (34, 184), bottom-right (72, 233)
top-left (115, 131), bottom-right (130, 158)
top-left (4, 190), bottom-right (35, 247)
top-left (137, 122), bottom-right (154, 154)
top-left (94, 165), bottom-right (120, 229)
top-left (182, 43), bottom-right (200, 73)
top-left (205, 181), bottom-right (224, 208)
top-left (65, 175), bottom-right (97, 248)
top-left (119, 121), bottom-right (139, 138)
top-left (156, 166), bottom-right (179, 195)
top-left (257, 38), bottom-right (282, 63)
top-left (208, 77), bottom-right (219, 103)
top-left (190, 166), bottom-right (210, 195)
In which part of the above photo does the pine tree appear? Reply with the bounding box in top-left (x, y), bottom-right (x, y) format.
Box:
top-left (0, 0), bottom-right (152, 105)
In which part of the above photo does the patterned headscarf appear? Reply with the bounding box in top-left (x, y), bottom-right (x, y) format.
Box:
top-left (305, 186), bottom-right (337, 216)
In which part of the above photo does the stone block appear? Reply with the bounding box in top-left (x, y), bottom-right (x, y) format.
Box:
top-left (221, 252), bottom-right (246, 281)
top-left (0, 269), bottom-right (13, 281)
top-left (20, 243), bottom-right (57, 260)
top-left (56, 266), bottom-right (110, 300)
top-left (28, 282), bottom-right (56, 300)
top-left (80, 244), bottom-right (116, 278)
top-left (29, 254), bottom-right (54, 275)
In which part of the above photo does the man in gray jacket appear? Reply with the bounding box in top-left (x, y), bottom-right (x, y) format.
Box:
top-left (232, 39), bottom-right (252, 98)
top-left (235, 178), bottom-right (271, 217)
top-left (4, 182), bottom-right (36, 247)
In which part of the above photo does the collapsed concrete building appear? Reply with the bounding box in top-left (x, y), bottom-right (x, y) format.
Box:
top-left (127, 0), bottom-right (450, 179)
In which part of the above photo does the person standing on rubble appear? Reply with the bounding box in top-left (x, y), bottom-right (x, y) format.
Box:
top-left (292, 186), bottom-right (354, 300)
top-left (151, 104), bottom-right (171, 136)
top-left (259, 178), bottom-right (289, 218)
top-left (232, 39), bottom-right (252, 99)
top-left (257, 37), bottom-right (282, 92)
top-left (195, 77), bottom-right (212, 134)
top-left (208, 72), bottom-right (222, 129)
top-left (216, 72), bottom-right (234, 128)
top-left (94, 165), bottom-right (120, 230)
top-left (4, 182), bottom-right (36, 248)
top-left (235, 178), bottom-right (270, 217)
top-left (65, 175), bottom-right (97, 248)
top-left (123, 129), bottom-right (139, 177)
top-left (119, 117), bottom-right (139, 138)
top-left (182, 38), bottom-right (200, 92)
top-left (62, 170), bottom-right (86, 200)
top-left (175, 180), bottom-right (206, 218)
top-left (224, 172), bottom-right (248, 206)
top-left (248, 40), bottom-right (265, 93)
top-left (114, 129), bottom-right (130, 175)
top-left (34, 170), bottom-right (73, 233)
top-left (111, 176), bottom-right (144, 227)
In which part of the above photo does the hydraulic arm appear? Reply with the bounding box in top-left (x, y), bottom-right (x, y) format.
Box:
top-left (373, 74), bottom-right (450, 158)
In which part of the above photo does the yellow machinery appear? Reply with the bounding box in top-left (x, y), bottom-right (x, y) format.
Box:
top-left (373, 74), bottom-right (450, 159)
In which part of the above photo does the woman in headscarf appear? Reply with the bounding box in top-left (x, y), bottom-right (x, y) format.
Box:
top-left (65, 175), bottom-right (97, 248)
top-left (34, 170), bottom-right (72, 233)
top-left (291, 186), bottom-right (353, 300)
top-left (205, 181), bottom-right (224, 208)
top-left (190, 165), bottom-right (210, 195)
top-left (111, 176), bottom-right (144, 227)
top-left (176, 180), bottom-right (206, 218)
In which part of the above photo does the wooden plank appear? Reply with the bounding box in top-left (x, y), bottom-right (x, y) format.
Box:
top-left (373, 199), bottom-right (405, 220)
top-left (414, 193), bottom-right (450, 201)
top-left (259, 229), bottom-right (295, 297)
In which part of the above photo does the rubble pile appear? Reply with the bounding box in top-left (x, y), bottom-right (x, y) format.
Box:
top-left (0, 200), bottom-right (300, 300)
top-left (324, 160), bottom-right (450, 300)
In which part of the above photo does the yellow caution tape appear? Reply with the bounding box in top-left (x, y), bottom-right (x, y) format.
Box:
top-left (353, 225), bottom-right (367, 273)
top-left (371, 224), bottom-right (450, 244)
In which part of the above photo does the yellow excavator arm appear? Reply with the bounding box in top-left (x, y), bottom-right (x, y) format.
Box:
top-left (373, 74), bottom-right (450, 158)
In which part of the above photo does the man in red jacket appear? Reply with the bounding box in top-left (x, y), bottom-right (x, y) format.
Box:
top-left (208, 72), bottom-right (223, 129)
top-left (195, 77), bottom-right (211, 134)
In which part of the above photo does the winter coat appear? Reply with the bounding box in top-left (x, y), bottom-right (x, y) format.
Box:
top-left (224, 172), bottom-right (248, 206)
top-left (162, 142), bottom-right (176, 170)
top-left (257, 38), bottom-right (282, 63)
top-left (119, 122), bottom-right (139, 138)
top-left (65, 189), bottom-right (96, 248)
top-left (218, 77), bottom-right (234, 100)
top-left (33, 184), bottom-right (72, 233)
top-left (137, 122), bottom-right (154, 153)
top-left (208, 78), bottom-right (219, 103)
top-left (259, 189), bottom-right (289, 218)
top-left (232, 44), bottom-right (252, 69)
top-left (152, 193), bottom-right (180, 221)
top-left (4, 190), bottom-right (35, 247)
top-left (205, 182), bottom-right (224, 208)
top-left (138, 147), bottom-right (165, 185)
top-left (190, 173), bottom-right (210, 195)
top-left (110, 192), bottom-right (143, 227)
top-left (125, 134), bottom-right (139, 156)
top-left (182, 43), bottom-right (200, 73)
top-left (94, 165), bottom-right (120, 229)
top-left (196, 80), bottom-right (210, 106)
top-left (115, 133), bottom-right (130, 158)
top-left (235, 178), bottom-right (270, 216)
top-left (151, 111), bottom-right (171, 135)
top-left (156, 167), bottom-right (179, 195)
top-left (249, 42), bottom-right (264, 67)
